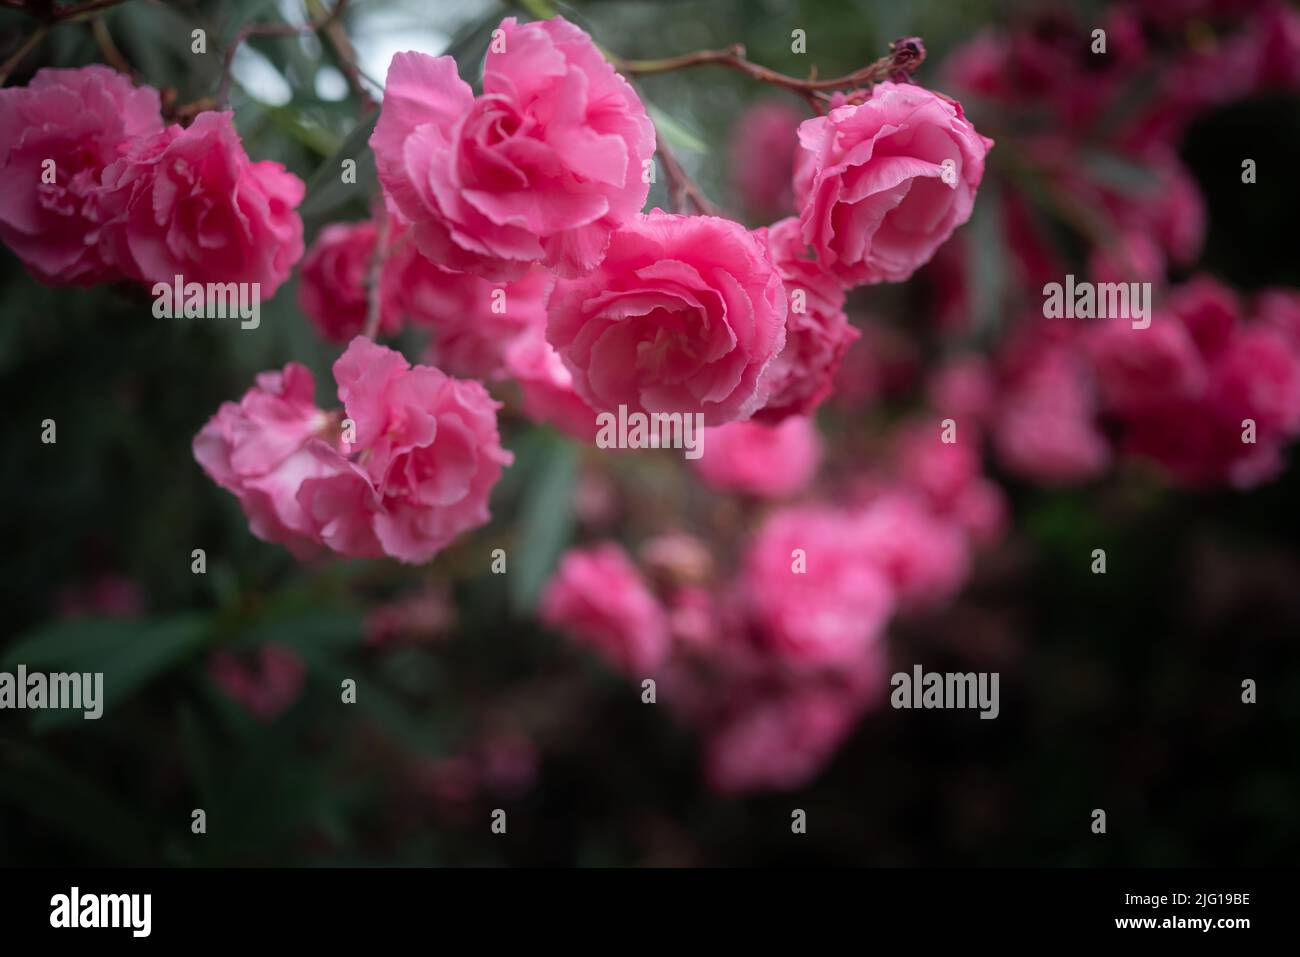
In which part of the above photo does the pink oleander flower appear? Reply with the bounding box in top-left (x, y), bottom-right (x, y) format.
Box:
top-left (370, 17), bottom-right (655, 280)
top-left (298, 221), bottom-right (404, 341)
top-left (742, 505), bottom-right (894, 668)
top-left (0, 66), bottom-right (162, 285)
top-left (1087, 230), bottom-right (1166, 287)
top-left (692, 417), bottom-right (821, 499)
top-left (307, 337), bottom-right (514, 562)
top-left (396, 250), bottom-right (551, 380)
top-left (209, 643), bottom-right (306, 722)
top-left (192, 362), bottom-right (341, 558)
top-left (540, 542), bottom-right (671, 674)
top-left (1256, 288), bottom-right (1300, 347)
top-left (503, 326), bottom-right (599, 440)
top-left (993, 345), bottom-right (1112, 484)
top-left (194, 339), bottom-right (511, 564)
top-left (928, 355), bottom-right (997, 427)
top-left (1211, 325), bottom-right (1300, 440)
top-left (1167, 275), bottom-right (1241, 359)
top-left (754, 217), bottom-right (859, 423)
top-left (892, 417), bottom-right (1007, 545)
top-left (794, 82), bottom-right (992, 287)
top-left (546, 210), bottom-right (788, 425)
top-left (729, 99), bottom-right (802, 218)
top-left (854, 491), bottom-right (970, 610)
top-left (1087, 316), bottom-right (1207, 416)
top-left (99, 111), bottom-right (304, 296)
top-left (704, 680), bottom-right (875, 795)
top-left (1083, 278), bottom-right (1300, 489)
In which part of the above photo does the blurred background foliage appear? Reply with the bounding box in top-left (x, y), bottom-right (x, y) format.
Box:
top-left (1, 0), bottom-right (1298, 866)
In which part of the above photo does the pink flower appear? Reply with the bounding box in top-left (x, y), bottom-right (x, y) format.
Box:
top-left (209, 643), bottom-right (306, 722)
top-left (754, 217), bottom-right (859, 422)
top-left (928, 355), bottom-right (997, 428)
top-left (99, 111), bottom-right (304, 296)
top-left (396, 249), bottom-right (551, 380)
top-left (1167, 275), bottom-right (1241, 359)
top-left (993, 346), bottom-right (1111, 484)
top-left (1211, 326), bottom-right (1300, 438)
top-left (1256, 288), bottom-right (1300, 347)
top-left (503, 326), bottom-right (599, 440)
top-left (298, 221), bottom-right (404, 341)
top-left (854, 492), bottom-right (970, 610)
top-left (729, 99), bottom-right (802, 217)
top-left (305, 337), bottom-right (514, 562)
top-left (692, 417), bottom-right (821, 498)
top-left (369, 17), bottom-right (655, 280)
top-left (704, 681), bottom-right (873, 795)
top-left (1087, 316), bottom-right (1207, 416)
top-left (195, 340), bottom-right (512, 564)
top-left (540, 542), bottom-right (671, 674)
top-left (1087, 230), bottom-right (1166, 287)
top-left (547, 210), bottom-right (788, 425)
top-left (742, 505), bottom-right (894, 668)
top-left (192, 362), bottom-right (340, 558)
top-left (0, 66), bottom-right (162, 285)
top-left (793, 82), bottom-right (992, 286)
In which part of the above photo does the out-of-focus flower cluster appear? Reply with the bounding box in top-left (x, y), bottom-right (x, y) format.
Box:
top-left (6, 0), bottom-right (1299, 798)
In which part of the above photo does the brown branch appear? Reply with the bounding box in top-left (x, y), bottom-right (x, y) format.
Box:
top-left (0, 25), bottom-right (46, 85)
top-left (7, 0), bottom-right (137, 22)
top-left (216, 0), bottom-right (350, 107)
top-left (310, 0), bottom-right (374, 111)
top-left (362, 211), bottom-right (392, 341)
top-left (616, 35), bottom-right (926, 99)
top-left (91, 14), bottom-right (131, 74)
top-left (654, 132), bottom-right (720, 217)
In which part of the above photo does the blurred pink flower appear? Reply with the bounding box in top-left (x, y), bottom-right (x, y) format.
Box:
top-left (503, 326), bottom-right (599, 440)
top-left (209, 643), bottom-right (306, 722)
top-left (854, 491), bottom-right (970, 610)
top-left (741, 505), bottom-right (894, 668)
top-left (729, 99), bottom-right (802, 218)
top-left (402, 256), bottom-right (551, 381)
top-left (704, 675), bottom-right (881, 795)
top-left (993, 344), bottom-right (1111, 485)
top-left (540, 542), bottom-right (671, 674)
top-left (298, 221), bottom-right (404, 342)
top-left (692, 417), bottom-right (821, 499)
top-left (56, 575), bottom-right (146, 619)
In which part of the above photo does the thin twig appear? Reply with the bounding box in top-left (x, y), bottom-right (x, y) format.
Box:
top-left (616, 36), bottom-right (926, 98)
top-left (654, 132), bottom-right (720, 217)
top-left (91, 15), bottom-right (131, 74)
top-left (309, 0), bottom-right (374, 110)
top-left (0, 26), bottom-right (47, 85)
top-left (216, 0), bottom-right (349, 106)
top-left (362, 212), bottom-right (392, 341)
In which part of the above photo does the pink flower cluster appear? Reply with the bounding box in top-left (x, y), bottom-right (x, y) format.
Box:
top-left (193, 337), bottom-right (512, 563)
top-left (540, 416), bottom-right (1003, 792)
top-left (0, 67), bottom-right (304, 293)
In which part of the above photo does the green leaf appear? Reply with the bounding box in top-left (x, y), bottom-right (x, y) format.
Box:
top-left (510, 439), bottom-right (578, 613)
top-left (647, 103), bottom-right (708, 154)
top-left (6, 615), bottom-right (214, 730)
top-left (299, 115), bottom-right (377, 231)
